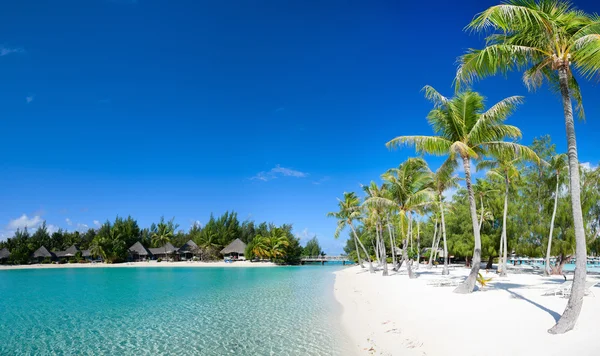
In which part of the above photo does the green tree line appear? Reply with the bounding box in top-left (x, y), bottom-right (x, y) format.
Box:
top-left (0, 211), bottom-right (324, 265)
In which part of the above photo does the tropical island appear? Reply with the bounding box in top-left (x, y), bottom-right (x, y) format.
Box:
top-left (0, 211), bottom-right (327, 267)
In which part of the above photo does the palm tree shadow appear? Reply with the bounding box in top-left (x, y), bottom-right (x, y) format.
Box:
top-left (503, 288), bottom-right (561, 322)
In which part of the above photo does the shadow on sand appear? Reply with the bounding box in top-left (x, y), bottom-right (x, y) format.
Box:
top-left (489, 282), bottom-right (561, 322)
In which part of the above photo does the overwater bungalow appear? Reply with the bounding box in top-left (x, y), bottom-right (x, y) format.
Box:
top-left (149, 242), bottom-right (179, 261)
top-left (33, 246), bottom-right (55, 263)
top-left (129, 241), bottom-right (151, 262)
top-left (220, 238), bottom-right (247, 261)
top-left (0, 248), bottom-right (10, 263)
top-left (178, 240), bottom-right (198, 261)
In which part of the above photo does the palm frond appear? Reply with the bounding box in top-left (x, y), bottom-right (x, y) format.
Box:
top-left (386, 136), bottom-right (453, 156)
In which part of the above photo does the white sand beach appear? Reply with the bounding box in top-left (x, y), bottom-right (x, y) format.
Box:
top-left (334, 265), bottom-right (600, 356)
top-left (0, 260), bottom-right (276, 270)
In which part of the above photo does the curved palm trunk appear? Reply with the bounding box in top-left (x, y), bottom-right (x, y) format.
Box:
top-left (428, 218), bottom-right (438, 269)
top-left (380, 223), bottom-right (389, 276)
top-left (440, 200), bottom-right (449, 276)
top-left (550, 67), bottom-right (588, 334)
top-left (498, 231), bottom-right (504, 274)
top-left (387, 221), bottom-right (396, 268)
top-left (415, 221), bottom-right (421, 270)
top-left (499, 176), bottom-right (509, 277)
top-left (545, 174), bottom-right (560, 277)
top-left (353, 234), bottom-right (365, 268)
top-left (479, 195), bottom-right (484, 233)
top-left (406, 213), bottom-right (415, 279)
top-left (454, 156), bottom-right (481, 294)
top-left (349, 223), bottom-right (375, 274)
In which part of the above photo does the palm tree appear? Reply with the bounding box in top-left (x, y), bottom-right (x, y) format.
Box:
top-left (327, 192), bottom-right (375, 273)
top-left (432, 161), bottom-right (460, 275)
top-left (478, 148), bottom-right (538, 277)
top-left (251, 235), bottom-right (270, 260)
top-left (387, 86), bottom-right (532, 293)
top-left (362, 182), bottom-right (391, 276)
top-left (474, 179), bottom-right (500, 233)
top-left (89, 238), bottom-right (106, 262)
top-left (382, 157), bottom-right (433, 278)
top-left (152, 219), bottom-right (174, 261)
top-left (456, 0), bottom-right (599, 332)
top-left (265, 229), bottom-right (290, 262)
top-left (545, 153), bottom-right (569, 276)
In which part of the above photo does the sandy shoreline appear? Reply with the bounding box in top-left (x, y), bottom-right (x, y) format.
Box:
top-left (334, 264), bottom-right (600, 356)
top-left (0, 260), bottom-right (276, 270)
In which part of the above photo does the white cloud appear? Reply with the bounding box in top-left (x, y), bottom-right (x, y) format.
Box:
top-left (65, 218), bottom-right (73, 226)
top-left (26, 95), bottom-right (35, 103)
top-left (93, 220), bottom-right (101, 227)
top-left (295, 228), bottom-right (314, 243)
top-left (581, 162), bottom-right (598, 172)
top-left (0, 45), bottom-right (24, 57)
top-left (251, 164), bottom-right (308, 181)
top-left (8, 214), bottom-right (43, 230)
top-left (312, 176), bottom-right (330, 185)
top-left (77, 223), bottom-right (89, 232)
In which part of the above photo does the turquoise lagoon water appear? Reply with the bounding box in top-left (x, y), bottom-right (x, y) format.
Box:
top-left (0, 267), bottom-right (351, 355)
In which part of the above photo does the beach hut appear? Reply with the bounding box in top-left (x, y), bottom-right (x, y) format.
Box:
top-left (220, 238), bottom-right (247, 261)
top-left (33, 246), bottom-right (55, 263)
top-left (0, 248), bottom-right (10, 263)
top-left (54, 245), bottom-right (80, 261)
top-left (149, 242), bottom-right (179, 261)
top-left (128, 241), bottom-right (151, 262)
top-left (178, 240), bottom-right (198, 261)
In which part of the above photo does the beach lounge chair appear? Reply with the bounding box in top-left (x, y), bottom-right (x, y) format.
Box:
top-left (542, 281), bottom-right (573, 296)
top-left (427, 279), bottom-right (460, 287)
top-left (562, 280), bottom-right (598, 298)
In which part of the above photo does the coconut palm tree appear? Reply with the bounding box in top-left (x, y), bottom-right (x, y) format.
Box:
top-left (387, 87), bottom-right (532, 293)
top-left (152, 219), bottom-right (174, 261)
top-left (456, 0), bottom-right (599, 332)
top-left (473, 179), bottom-right (500, 234)
top-left (327, 192), bottom-right (375, 273)
top-left (432, 161), bottom-right (460, 275)
top-left (382, 157), bottom-right (433, 278)
top-left (362, 181), bottom-right (392, 276)
top-left (477, 148), bottom-right (538, 277)
top-left (545, 153), bottom-right (569, 276)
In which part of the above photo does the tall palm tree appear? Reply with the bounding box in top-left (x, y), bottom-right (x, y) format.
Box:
top-left (362, 181), bottom-right (391, 276)
top-left (387, 87), bottom-right (532, 293)
top-left (478, 148), bottom-right (538, 277)
top-left (382, 157), bottom-right (433, 278)
top-left (474, 179), bottom-right (500, 233)
top-left (432, 161), bottom-right (460, 275)
top-left (327, 192), bottom-right (375, 273)
top-left (545, 153), bottom-right (569, 276)
top-left (455, 0), bottom-right (599, 332)
top-left (152, 220), bottom-right (174, 261)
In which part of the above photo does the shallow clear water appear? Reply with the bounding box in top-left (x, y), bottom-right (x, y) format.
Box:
top-left (0, 267), bottom-right (351, 355)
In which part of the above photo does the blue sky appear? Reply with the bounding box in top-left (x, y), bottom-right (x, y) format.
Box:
top-left (1, 0), bottom-right (599, 253)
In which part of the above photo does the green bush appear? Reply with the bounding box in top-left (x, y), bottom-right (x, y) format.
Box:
top-left (41, 258), bottom-right (52, 264)
top-left (157, 258), bottom-right (162, 263)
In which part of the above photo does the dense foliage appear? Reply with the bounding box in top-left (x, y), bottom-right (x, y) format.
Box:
top-left (0, 212), bottom-right (318, 265)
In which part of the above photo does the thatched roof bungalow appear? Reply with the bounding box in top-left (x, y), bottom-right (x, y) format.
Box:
top-left (178, 240), bottom-right (198, 260)
top-left (55, 245), bottom-right (79, 259)
top-left (129, 241), bottom-right (151, 261)
top-left (149, 242), bottom-right (179, 261)
top-left (220, 238), bottom-right (247, 260)
top-left (33, 246), bottom-right (55, 261)
top-left (0, 247), bottom-right (10, 262)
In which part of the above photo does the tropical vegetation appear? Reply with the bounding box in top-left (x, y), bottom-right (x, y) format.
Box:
top-left (0, 211), bottom-right (316, 265)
